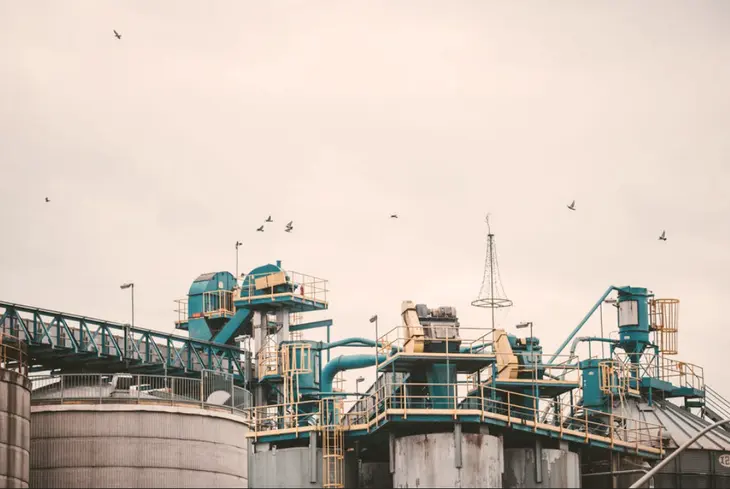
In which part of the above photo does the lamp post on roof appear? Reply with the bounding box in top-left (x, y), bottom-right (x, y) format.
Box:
top-left (120, 282), bottom-right (134, 361)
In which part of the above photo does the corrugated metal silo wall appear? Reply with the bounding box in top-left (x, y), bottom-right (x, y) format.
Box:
top-left (651, 449), bottom-right (730, 489)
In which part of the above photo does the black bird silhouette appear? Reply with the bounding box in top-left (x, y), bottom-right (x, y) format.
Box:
top-left (45, 197), bottom-right (50, 203)
top-left (256, 225), bottom-right (264, 232)
top-left (390, 214), bottom-right (398, 219)
top-left (114, 30), bottom-right (122, 39)
top-left (659, 230), bottom-right (667, 241)
top-left (285, 221), bottom-right (293, 232)
top-left (265, 215), bottom-right (273, 223)
top-left (567, 200), bottom-right (576, 211)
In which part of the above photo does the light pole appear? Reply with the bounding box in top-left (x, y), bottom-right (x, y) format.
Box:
top-left (355, 376), bottom-right (365, 395)
top-left (235, 241), bottom-right (243, 283)
top-left (370, 314), bottom-right (379, 380)
top-left (120, 282), bottom-right (134, 360)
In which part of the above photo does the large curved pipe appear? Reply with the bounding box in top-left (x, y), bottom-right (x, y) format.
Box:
top-left (319, 338), bottom-right (378, 350)
top-left (321, 354), bottom-right (387, 396)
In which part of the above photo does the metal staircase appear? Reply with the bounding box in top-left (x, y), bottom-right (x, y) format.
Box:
top-left (702, 385), bottom-right (730, 432)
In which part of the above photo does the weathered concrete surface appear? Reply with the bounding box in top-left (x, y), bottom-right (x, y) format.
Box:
top-left (359, 462), bottom-right (391, 488)
top-left (503, 448), bottom-right (580, 488)
top-left (30, 404), bottom-right (248, 488)
top-left (0, 369), bottom-right (31, 488)
top-left (393, 432), bottom-right (503, 488)
top-left (250, 446), bottom-right (321, 488)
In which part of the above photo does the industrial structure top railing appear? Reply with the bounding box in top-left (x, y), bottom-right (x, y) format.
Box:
top-left (247, 379), bottom-right (664, 456)
top-left (30, 371), bottom-right (254, 419)
top-left (238, 269), bottom-right (329, 306)
top-left (376, 325), bottom-right (495, 356)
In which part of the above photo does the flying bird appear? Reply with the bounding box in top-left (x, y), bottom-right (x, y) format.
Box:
top-left (567, 200), bottom-right (576, 211)
top-left (45, 197), bottom-right (50, 203)
top-left (256, 226), bottom-right (264, 232)
top-left (390, 214), bottom-right (398, 219)
top-left (658, 230), bottom-right (667, 241)
top-left (265, 215), bottom-right (273, 223)
top-left (114, 30), bottom-right (122, 39)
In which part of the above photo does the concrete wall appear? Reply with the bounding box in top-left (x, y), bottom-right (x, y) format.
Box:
top-left (0, 369), bottom-right (30, 488)
top-left (359, 462), bottom-right (391, 489)
top-left (503, 447), bottom-right (581, 488)
top-left (250, 446), bottom-right (322, 488)
top-left (30, 404), bottom-right (249, 488)
top-left (393, 432), bottom-right (503, 488)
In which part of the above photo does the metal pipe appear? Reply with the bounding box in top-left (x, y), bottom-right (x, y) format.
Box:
top-left (321, 354), bottom-right (387, 395)
top-left (319, 338), bottom-right (378, 350)
top-left (630, 418), bottom-right (730, 488)
top-left (547, 286), bottom-right (617, 364)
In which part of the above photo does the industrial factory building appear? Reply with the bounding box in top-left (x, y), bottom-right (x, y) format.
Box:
top-left (2, 255), bottom-right (730, 488)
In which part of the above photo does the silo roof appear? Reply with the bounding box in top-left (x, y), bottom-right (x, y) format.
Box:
top-left (638, 400), bottom-right (730, 451)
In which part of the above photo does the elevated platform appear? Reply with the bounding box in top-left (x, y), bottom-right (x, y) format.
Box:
top-left (0, 301), bottom-right (248, 384)
top-left (641, 377), bottom-right (704, 399)
top-left (236, 269), bottom-right (328, 313)
top-left (377, 351), bottom-right (496, 374)
top-left (246, 384), bottom-right (665, 459)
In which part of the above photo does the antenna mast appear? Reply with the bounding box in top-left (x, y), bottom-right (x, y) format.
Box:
top-left (471, 214), bottom-right (513, 330)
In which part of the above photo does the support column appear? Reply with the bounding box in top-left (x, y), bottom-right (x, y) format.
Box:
top-left (277, 309), bottom-right (290, 343)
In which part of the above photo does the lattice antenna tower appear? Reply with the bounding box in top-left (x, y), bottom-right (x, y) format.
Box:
top-left (471, 214), bottom-right (513, 330)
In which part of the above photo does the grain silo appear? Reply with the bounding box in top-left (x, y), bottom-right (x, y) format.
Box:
top-left (29, 372), bottom-right (253, 488)
top-left (0, 334), bottom-right (30, 489)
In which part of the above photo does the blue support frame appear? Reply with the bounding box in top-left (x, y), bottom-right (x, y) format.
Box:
top-left (0, 301), bottom-right (248, 384)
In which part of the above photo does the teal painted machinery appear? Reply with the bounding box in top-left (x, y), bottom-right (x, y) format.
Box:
top-left (175, 271), bottom-right (248, 345)
top-left (615, 286), bottom-right (653, 366)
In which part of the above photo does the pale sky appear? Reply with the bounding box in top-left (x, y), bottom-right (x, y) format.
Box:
top-left (1, 1), bottom-right (729, 395)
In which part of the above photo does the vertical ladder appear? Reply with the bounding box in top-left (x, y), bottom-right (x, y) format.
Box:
top-left (322, 400), bottom-right (344, 489)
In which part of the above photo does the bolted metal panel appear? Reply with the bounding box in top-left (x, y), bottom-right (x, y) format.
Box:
top-left (30, 405), bottom-right (249, 488)
top-left (393, 432), bottom-right (503, 488)
top-left (503, 448), bottom-right (581, 488)
top-left (0, 369), bottom-right (31, 488)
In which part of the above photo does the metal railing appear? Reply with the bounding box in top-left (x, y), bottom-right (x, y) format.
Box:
top-left (616, 351), bottom-right (704, 393)
top-left (30, 371), bottom-right (253, 418)
top-left (238, 270), bottom-right (328, 306)
top-left (247, 380), bottom-right (664, 454)
top-left (173, 298), bottom-right (188, 326)
top-left (0, 332), bottom-right (28, 377)
top-left (203, 290), bottom-right (235, 318)
top-left (0, 302), bottom-right (247, 380)
top-left (467, 354), bottom-right (582, 388)
top-left (377, 325), bottom-right (495, 357)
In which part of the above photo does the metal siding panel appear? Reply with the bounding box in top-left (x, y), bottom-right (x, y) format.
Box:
top-left (0, 369), bottom-right (31, 488)
top-left (30, 406), bottom-right (248, 488)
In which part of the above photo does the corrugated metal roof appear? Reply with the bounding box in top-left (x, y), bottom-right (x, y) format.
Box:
top-left (636, 400), bottom-right (730, 451)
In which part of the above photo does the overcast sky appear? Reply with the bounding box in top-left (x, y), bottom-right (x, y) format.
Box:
top-left (1, 1), bottom-right (729, 394)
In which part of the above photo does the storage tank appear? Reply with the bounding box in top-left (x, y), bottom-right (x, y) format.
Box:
top-left (392, 430), bottom-right (503, 488)
top-left (0, 336), bottom-right (30, 488)
top-left (583, 399), bottom-right (730, 488)
top-left (29, 373), bottom-right (252, 488)
top-left (503, 444), bottom-right (581, 488)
